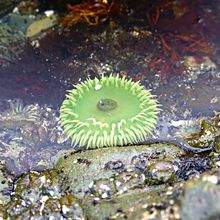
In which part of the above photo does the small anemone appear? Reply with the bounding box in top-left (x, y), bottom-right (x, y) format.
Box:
top-left (60, 75), bottom-right (160, 148)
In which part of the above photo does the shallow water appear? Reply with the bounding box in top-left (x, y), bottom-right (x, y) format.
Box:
top-left (0, 0), bottom-right (220, 175)
top-left (1, 1), bottom-right (220, 219)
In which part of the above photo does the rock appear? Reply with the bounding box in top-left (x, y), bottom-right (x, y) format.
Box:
top-left (186, 112), bottom-right (220, 151)
top-left (0, 23), bottom-right (25, 67)
top-left (0, 0), bottom-right (19, 18)
top-left (183, 56), bottom-right (217, 79)
top-left (0, 145), bottom-right (219, 219)
top-left (180, 174), bottom-right (220, 220)
top-left (5, 170), bottom-right (85, 219)
top-left (26, 14), bottom-right (58, 39)
top-left (0, 162), bottom-right (11, 205)
top-left (55, 144), bottom-right (185, 198)
top-left (145, 160), bottom-right (176, 185)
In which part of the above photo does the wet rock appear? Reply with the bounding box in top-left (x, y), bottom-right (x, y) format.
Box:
top-left (0, 0), bottom-right (19, 18)
top-left (89, 178), bottom-right (116, 199)
top-left (214, 135), bottom-right (220, 152)
top-left (89, 168), bottom-right (146, 201)
top-left (180, 177), bottom-right (220, 220)
top-left (134, 169), bottom-right (220, 220)
top-left (55, 144), bottom-right (185, 198)
top-left (186, 112), bottom-right (220, 151)
top-left (84, 189), bottom-right (167, 220)
top-left (0, 162), bottom-right (11, 205)
top-left (0, 145), bottom-right (219, 219)
top-left (5, 170), bottom-right (85, 219)
top-left (0, 23), bottom-right (26, 67)
top-left (187, 120), bottom-right (216, 148)
top-left (26, 14), bottom-right (58, 40)
top-left (145, 160), bottom-right (176, 185)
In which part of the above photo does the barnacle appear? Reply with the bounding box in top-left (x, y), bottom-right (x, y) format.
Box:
top-left (60, 75), bottom-right (160, 148)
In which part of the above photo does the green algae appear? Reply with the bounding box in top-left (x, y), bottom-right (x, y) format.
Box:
top-left (186, 112), bottom-right (220, 152)
top-left (4, 169), bottom-right (85, 219)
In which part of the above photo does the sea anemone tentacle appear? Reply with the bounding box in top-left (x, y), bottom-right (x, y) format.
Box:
top-left (60, 75), bottom-right (160, 149)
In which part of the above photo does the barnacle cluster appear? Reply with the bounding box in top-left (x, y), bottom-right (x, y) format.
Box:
top-left (62, 0), bottom-right (114, 27)
top-left (60, 75), bottom-right (159, 148)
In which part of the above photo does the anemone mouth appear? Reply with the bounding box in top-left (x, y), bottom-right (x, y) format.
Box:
top-left (60, 75), bottom-right (160, 148)
top-left (97, 98), bottom-right (117, 112)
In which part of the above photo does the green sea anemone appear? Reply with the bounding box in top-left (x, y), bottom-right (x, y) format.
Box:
top-left (60, 75), bottom-right (160, 148)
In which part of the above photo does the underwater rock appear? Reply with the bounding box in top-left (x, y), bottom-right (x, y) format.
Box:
top-left (0, 0), bottom-right (19, 18)
top-left (0, 99), bottom-right (69, 176)
top-left (55, 144), bottom-right (185, 198)
top-left (2, 13), bottom-right (41, 34)
top-left (183, 56), bottom-right (217, 80)
top-left (26, 14), bottom-right (58, 40)
top-left (0, 23), bottom-right (26, 67)
top-left (145, 160), bottom-right (176, 185)
top-left (186, 112), bottom-right (220, 151)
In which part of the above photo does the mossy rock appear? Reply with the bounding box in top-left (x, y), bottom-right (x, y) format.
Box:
top-left (55, 144), bottom-right (185, 198)
top-left (180, 174), bottom-right (220, 220)
top-left (5, 169), bottom-right (85, 219)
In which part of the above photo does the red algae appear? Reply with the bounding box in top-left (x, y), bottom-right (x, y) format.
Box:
top-left (62, 0), bottom-right (115, 27)
top-left (145, 0), bottom-right (217, 77)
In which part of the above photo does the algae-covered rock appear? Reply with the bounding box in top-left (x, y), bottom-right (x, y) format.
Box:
top-left (0, 23), bottom-right (25, 67)
top-left (180, 175), bottom-right (220, 220)
top-left (132, 169), bottom-right (220, 220)
top-left (186, 112), bottom-right (220, 151)
top-left (145, 160), bottom-right (176, 185)
top-left (84, 187), bottom-right (167, 220)
top-left (1, 143), bottom-right (219, 219)
top-left (0, 0), bottom-right (19, 18)
top-left (5, 169), bottom-right (85, 219)
top-left (55, 144), bottom-right (185, 198)
top-left (0, 162), bottom-right (11, 205)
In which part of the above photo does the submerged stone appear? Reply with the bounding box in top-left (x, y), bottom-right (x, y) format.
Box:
top-left (55, 144), bottom-right (185, 198)
top-left (145, 160), bottom-right (176, 185)
top-left (186, 112), bottom-right (220, 151)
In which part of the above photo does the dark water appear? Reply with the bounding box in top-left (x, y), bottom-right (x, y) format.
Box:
top-left (0, 0), bottom-right (219, 113)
